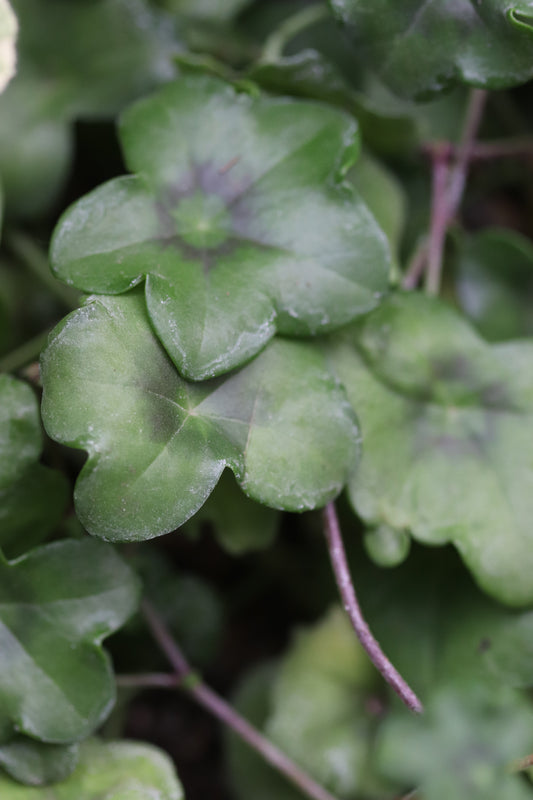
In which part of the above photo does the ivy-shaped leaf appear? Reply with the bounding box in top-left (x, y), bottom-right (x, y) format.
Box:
top-left (0, 0), bottom-right (16, 94)
top-left (329, 0), bottom-right (533, 99)
top-left (0, 738), bottom-right (184, 799)
top-left (328, 291), bottom-right (533, 606)
top-left (0, 539), bottom-right (139, 743)
top-left (41, 289), bottom-right (359, 541)
top-left (51, 73), bottom-right (390, 380)
top-left (0, 375), bottom-right (68, 555)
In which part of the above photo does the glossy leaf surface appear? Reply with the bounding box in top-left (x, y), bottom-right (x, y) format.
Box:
top-left (51, 74), bottom-right (390, 380)
top-left (0, 539), bottom-right (139, 742)
top-left (329, 0), bottom-right (533, 99)
top-left (41, 290), bottom-right (359, 541)
top-left (0, 739), bottom-right (183, 799)
top-left (329, 292), bottom-right (533, 605)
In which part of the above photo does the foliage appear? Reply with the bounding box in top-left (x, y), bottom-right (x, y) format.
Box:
top-left (2, 0), bottom-right (533, 798)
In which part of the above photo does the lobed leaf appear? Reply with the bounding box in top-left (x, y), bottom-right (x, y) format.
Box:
top-left (0, 738), bottom-right (183, 799)
top-left (329, 0), bottom-right (533, 99)
top-left (51, 73), bottom-right (390, 380)
top-left (328, 292), bottom-right (533, 606)
top-left (41, 289), bottom-right (360, 541)
top-left (0, 539), bottom-right (139, 743)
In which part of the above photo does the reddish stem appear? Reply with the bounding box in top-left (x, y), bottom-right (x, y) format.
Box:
top-left (141, 600), bottom-right (341, 800)
top-left (323, 503), bottom-right (423, 714)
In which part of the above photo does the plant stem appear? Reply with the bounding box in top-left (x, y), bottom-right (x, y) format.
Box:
top-left (403, 89), bottom-right (487, 293)
top-left (261, 4), bottom-right (328, 62)
top-left (117, 673), bottom-right (181, 689)
top-left (141, 600), bottom-right (342, 800)
top-left (401, 237), bottom-right (428, 290)
top-left (0, 329), bottom-right (50, 374)
top-left (424, 143), bottom-right (451, 296)
top-left (322, 503), bottom-right (423, 714)
top-left (509, 753), bottom-right (533, 772)
top-left (445, 89), bottom-right (487, 217)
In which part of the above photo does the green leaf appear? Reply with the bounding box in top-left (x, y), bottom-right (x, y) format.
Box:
top-left (133, 549), bottom-right (222, 667)
top-left (0, 0), bottom-right (16, 94)
top-left (0, 375), bottom-right (68, 553)
top-left (41, 289), bottom-right (359, 541)
top-left (347, 152), bottom-right (406, 262)
top-left (229, 608), bottom-right (384, 800)
top-left (0, 0), bottom-right (178, 216)
top-left (453, 228), bottom-right (533, 341)
top-left (0, 539), bottom-right (139, 742)
top-left (0, 738), bottom-right (79, 786)
top-left (0, 78), bottom-right (72, 217)
top-left (51, 73), bottom-right (390, 380)
top-left (10, 0), bottom-right (178, 118)
top-left (183, 469), bottom-right (280, 554)
top-left (0, 374), bottom-right (40, 488)
top-left (163, 0), bottom-right (251, 23)
top-left (0, 738), bottom-right (184, 799)
top-left (376, 685), bottom-right (533, 800)
top-left (328, 291), bottom-right (533, 606)
top-left (329, 0), bottom-right (533, 99)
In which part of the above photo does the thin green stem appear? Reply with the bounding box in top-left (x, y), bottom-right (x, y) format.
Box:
top-left (0, 329), bottom-right (50, 374)
top-left (6, 230), bottom-right (80, 310)
top-left (261, 4), bottom-right (328, 63)
top-left (141, 600), bottom-right (341, 800)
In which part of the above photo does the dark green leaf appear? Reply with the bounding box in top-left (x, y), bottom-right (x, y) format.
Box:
top-left (10, 0), bottom-right (178, 118)
top-left (0, 738), bottom-right (79, 786)
top-left (163, 0), bottom-right (251, 23)
top-left (0, 375), bottom-right (41, 488)
top-left (328, 291), bottom-right (533, 605)
top-left (329, 0), bottom-right (533, 99)
top-left (134, 549), bottom-right (222, 667)
top-left (0, 539), bottom-right (139, 742)
top-left (0, 738), bottom-right (184, 798)
top-left (453, 228), bottom-right (533, 341)
top-left (0, 375), bottom-right (68, 551)
top-left (41, 289), bottom-right (359, 541)
top-left (51, 73), bottom-right (390, 380)
top-left (0, 78), bottom-right (73, 217)
top-left (183, 470), bottom-right (280, 554)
